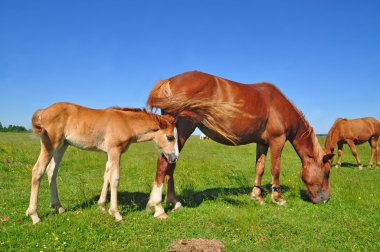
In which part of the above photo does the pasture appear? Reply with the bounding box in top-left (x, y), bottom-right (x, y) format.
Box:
top-left (0, 132), bottom-right (379, 251)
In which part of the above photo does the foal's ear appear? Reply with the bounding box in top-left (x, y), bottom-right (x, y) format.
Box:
top-left (323, 153), bottom-right (334, 163)
top-left (158, 115), bottom-right (175, 129)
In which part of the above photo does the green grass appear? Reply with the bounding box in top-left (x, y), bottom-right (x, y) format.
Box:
top-left (1, 132), bottom-right (379, 251)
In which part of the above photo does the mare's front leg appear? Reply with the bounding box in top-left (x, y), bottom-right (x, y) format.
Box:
top-left (335, 142), bottom-right (343, 168)
top-left (26, 144), bottom-right (53, 224)
top-left (251, 143), bottom-right (268, 205)
top-left (107, 148), bottom-right (122, 221)
top-left (147, 116), bottom-right (197, 218)
top-left (346, 140), bottom-right (363, 169)
top-left (269, 136), bottom-right (287, 206)
top-left (46, 144), bottom-right (68, 214)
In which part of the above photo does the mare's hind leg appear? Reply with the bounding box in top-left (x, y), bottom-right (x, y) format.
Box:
top-left (147, 116), bottom-right (197, 218)
top-left (369, 136), bottom-right (379, 168)
top-left (46, 143), bottom-right (68, 214)
top-left (26, 142), bottom-right (53, 224)
top-left (347, 140), bottom-right (363, 169)
top-left (335, 142), bottom-right (344, 168)
top-left (251, 143), bottom-right (268, 205)
top-left (269, 136), bottom-right (287, 206)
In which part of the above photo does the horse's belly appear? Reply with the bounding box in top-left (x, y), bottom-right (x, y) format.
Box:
top-left (198, 123), bottom-right (263, 146)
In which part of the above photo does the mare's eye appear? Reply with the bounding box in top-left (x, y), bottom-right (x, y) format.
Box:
top-left (166, 135), bottom-right (175, 141)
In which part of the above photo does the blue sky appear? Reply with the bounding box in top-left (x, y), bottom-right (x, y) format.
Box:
top-left (1, 0), bottom-right (379, 134)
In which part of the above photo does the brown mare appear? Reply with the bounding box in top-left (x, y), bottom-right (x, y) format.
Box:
top-left (26, 102), bottom-right (178, 224)
top-left (325, 117), bottom-right (380, 169)
top-left (146, 71), bottom-right (334, 218)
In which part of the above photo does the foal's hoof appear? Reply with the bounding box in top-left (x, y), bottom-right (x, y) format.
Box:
top-left (108, 209), bottom-right (123, 222)
top-left (155, 212), bottom-right (169, 220)
top-left (358, 165), bottom-right (363, 170)
top-left (271, 198), bottom-right (287, 206)
top-left (335, 164), bottom-right (340, 168)
top-left (57, 207), bottom-right (65, 214)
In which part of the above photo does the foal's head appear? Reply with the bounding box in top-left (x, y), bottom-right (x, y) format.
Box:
top-left (154, 115), bottom-right (179, 164)
top-left (301, 153), bottom-right (334, 204)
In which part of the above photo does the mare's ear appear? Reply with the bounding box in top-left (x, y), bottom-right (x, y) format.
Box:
top-left (323, 153), bottom-right (334, 163)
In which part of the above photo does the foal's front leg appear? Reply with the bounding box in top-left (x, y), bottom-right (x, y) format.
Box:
top-left (98, 164), bottom-right (110, 212)
top-left (107, 149), bottom-right (122, 221)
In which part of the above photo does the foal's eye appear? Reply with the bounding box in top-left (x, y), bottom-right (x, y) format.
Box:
top-left (166, 135), bottom-right (175, 141)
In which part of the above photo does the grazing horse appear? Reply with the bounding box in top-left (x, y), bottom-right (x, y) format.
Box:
top-left (26, 102), bottom-right (178, 224)
top-left (146, 71), bottom-right (334, 219)
top-left (325, 117), bottom-right (380, 169)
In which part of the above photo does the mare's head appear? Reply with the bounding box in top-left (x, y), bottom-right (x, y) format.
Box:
top-left (154, 114), bottom-right (179, 164)
top-left (301, 152), bottom-right (334, 204)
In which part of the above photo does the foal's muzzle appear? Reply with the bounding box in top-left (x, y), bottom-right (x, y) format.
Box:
top-left (165, 153), bottom-right (178, 164)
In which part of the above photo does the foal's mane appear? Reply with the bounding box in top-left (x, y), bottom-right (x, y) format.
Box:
top-left (110, 106), bottom-right (147, 113)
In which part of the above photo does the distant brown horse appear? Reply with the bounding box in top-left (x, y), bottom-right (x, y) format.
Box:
top-left (146, 71), bottom-right (334, 218)
top-left (26, 102), bottom-right (178, 224)
top-left (325, 117), bottom-right (380, 169)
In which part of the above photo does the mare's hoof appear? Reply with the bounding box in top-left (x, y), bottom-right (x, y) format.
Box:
top-left (250, 194), bottom-right (265, 205)
top-left (172, 202), bottom-right (183, 211)
top-left (335, 164), bottom-right (340, 168)
top-left (358, 165), bottom-right (363, 170)
top-left (58, 207), bottom-right (65, 214)
top-left (155, 212), bottom-right (169, 220)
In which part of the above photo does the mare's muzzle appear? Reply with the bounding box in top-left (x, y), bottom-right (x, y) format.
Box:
top-left (312, 190), bottom-right (330, 204)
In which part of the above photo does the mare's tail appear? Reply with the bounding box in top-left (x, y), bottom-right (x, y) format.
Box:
top-left (147, 79), bottom-right (241, 144)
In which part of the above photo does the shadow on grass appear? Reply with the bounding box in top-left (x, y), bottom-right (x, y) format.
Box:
top-left (57, 183), bottom-right (291, 217)
top-left (340, 162), bottom-right (359, 168)
top-left (179, 183), bottom-right (290, 208)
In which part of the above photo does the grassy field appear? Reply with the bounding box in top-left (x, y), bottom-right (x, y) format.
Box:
top-left (0, 132), bottom-right (379, 251)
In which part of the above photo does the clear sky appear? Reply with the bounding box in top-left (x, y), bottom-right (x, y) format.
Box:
top-left (1, 0), bottom-right (379, 134)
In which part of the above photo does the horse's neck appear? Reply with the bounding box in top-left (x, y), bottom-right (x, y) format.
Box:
top-left (291, 121), bottom-right (322, 164)
top-left (324, 130), bottom-right (337, 152)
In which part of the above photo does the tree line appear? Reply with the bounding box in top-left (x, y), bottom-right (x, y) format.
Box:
top-left (0, 122), bottom-right (30, 132)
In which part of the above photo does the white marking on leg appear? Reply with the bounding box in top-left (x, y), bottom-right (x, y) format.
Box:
top-left (150, 183), bottom-right (163, 205)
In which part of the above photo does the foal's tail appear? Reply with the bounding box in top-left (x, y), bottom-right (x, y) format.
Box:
top-left (31, 109), bottom-right (45, 135)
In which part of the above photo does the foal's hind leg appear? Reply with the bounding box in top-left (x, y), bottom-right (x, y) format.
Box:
top-left (347, 140), bottom-right (363, 169)
top-left (269, 136), bottom-right (287, 206)
top-left (335, 142), bottom-right (344, 168)
top-left (46, 143), bottom-right (68, 214)
top-left (251, 143), bottom-right (268, 205)
top-left (26, 143), bottom-right (53, 224)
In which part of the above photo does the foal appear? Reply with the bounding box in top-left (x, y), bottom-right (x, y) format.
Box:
top-left (26, 102), bottom-right (178, 224)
